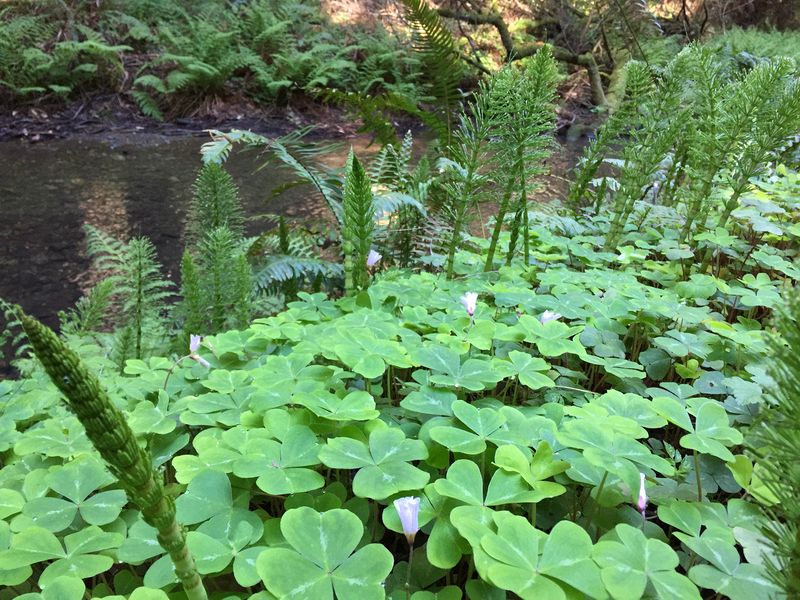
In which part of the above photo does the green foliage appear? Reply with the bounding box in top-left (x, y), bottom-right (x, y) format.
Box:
top-left (567, 58), bottom-right (654, 212)
top-left (185, 162), bottom-right (245, 248)
top-left (8, 36), bottom-right (800, 599)
top-left (706, 26), bottom-right (800, 69)
top-left (0, 298), bottom-right (31, 367)
top-left (0, 7), bottom-right (130, 98)
top-left (440, 78), bottom-right (492, 278)
top-left (572, 45), bottom-right (800, 258)
top-left (398, 0), bottom-right (465, 144)
top-left (593, 0), bottom-right (662, 64)
top-left (746, 290), bottom-right (800, 596)
top-left (84, 226), bottom-right (172, 362)
top-left (483, 49), bottom-right (560, 270)
top-left (257, 507), bottom-right (393, 599)
top-left (180, 227), bottom-right (251, 337)
top-left (58, 279), bottom-right (115, 337)
top-left (1, 0), bottom-right (425, 115)
top-left (342, 150), bottom-right (375, 294)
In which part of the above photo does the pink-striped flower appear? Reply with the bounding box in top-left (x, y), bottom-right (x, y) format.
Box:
top-left (460, 292), bottom-right (478, 316)
top-left (540, 310), bottom-right (562, 324)
top-left (636, 473), bottom-right (648, 517)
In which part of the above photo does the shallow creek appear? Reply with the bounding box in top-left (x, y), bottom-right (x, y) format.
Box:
top-left (0, 132), bottom-right (372, 331)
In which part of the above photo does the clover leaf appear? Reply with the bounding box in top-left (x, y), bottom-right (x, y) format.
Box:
top-left (505, 351), bottom-right (554, 390)
top-left (400, 386), bottom-right (458, 416)
top-left (412, 345), bottom-right (504, 391)
top-left (499, 315), bottom-right (585, 358)
top-left (492, 443), bottom-right (568, 504)
top-left (14, 575), bottom-right (86, 600)
top-left (481, 514), bottom-right (606, 599)
top-left (257, 507), bottom-right (393, 600)
top-left (654, 398), bottom-right (742, 461)
top-left (653, 330), bottom-right (711, 359)
top-left (320, 428), bottom-right (429, 499)
top-left (0, 489), bottom-right (24, 520)
top-left (594, 523), bottom-right (700, 600)
top-left (295, 389), bottom-right (379, 421)
top-left (0, 525), bottom-right (123, 587)
top-left (668, 525), bottom-right (777, 600)
top-left (128, 391), bottom-right (178, 437)
top-left (330, 327), bottom-right (411, 378)
top-left (557, 417), bottom-right (674, 495)
top-left (430, 401), bottom-right (506, 455)
top-left (20, 456), bottom-right (126, 532)
top-left (14, 417), bottom-right (93, 458)
top-left (435, 459), bottom-right (544, 508)
top-left (233, 425), bottom-right (325, 495)
top-left (248, 353), bottom-right (334, 412)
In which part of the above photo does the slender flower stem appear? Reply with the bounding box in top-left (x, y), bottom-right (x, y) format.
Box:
top-left (693, 450), bottom-right (703, 501)
top-left (585, 471), bottom-right (608, 538)
top-left (405, 543), bottom-right (415, 600)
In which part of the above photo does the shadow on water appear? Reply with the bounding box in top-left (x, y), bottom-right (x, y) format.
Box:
top-left (0, 133), bottom-right (371, 325)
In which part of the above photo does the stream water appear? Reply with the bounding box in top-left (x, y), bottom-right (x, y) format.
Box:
top-left (0, 133), bottom-right (370, 330)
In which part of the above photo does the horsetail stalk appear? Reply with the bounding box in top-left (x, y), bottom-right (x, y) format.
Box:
top-left (17, 310), bottom-right (208, 600)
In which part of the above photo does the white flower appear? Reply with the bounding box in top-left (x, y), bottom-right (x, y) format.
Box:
top-left (394, 496), bottom-right (421, 543)
top-left (189, 334), bottom-right (202, 353)
top-left (636, 473), bottom-right (648, 516)
top-left (460, 292), bottom-right (478, 316)
top-left (367, 249), bottom-right (382, 267)
top-left (540, 310), bottom-right (562, 324)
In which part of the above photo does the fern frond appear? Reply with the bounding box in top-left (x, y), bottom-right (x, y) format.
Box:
top-left (84, 226), bottom-right (171, 361)
top-left (131, 90), bottom-right (164, 120)
top-left (201, 128), bottom-right (345, 224)
top-left (253, 255), bottom-right (343, 291)
top-left (398, 0), bottom-right (464, 144)
top-left (0, 298), bottom-right (31, 364)
top-left (59, 279), bottom-right (115, 336)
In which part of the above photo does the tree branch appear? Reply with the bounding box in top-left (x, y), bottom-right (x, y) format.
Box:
top-left (437, 7), bottom-right (515, 59)
top-left (437, 7), bottom-right (607, 106)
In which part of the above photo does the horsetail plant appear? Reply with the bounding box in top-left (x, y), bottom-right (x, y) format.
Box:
top-left (185, 161), bottom-right (245, 248)
top-left (342, 149), bottom-right (375, 294)
top-left (566, 60), bottom-right (647, 214)
top-left (441, 76), bottom-right (491, 278)
top-left (679, 51), bottom-right (795, 246)
top-left (698, 59), bottom-right (800, 271)
top-left (16, 309), bottom-right (208, 600)
top-left (603, 61), bottom-right (685, 250)
top-left (483, 48), bottom-right (559, 271)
